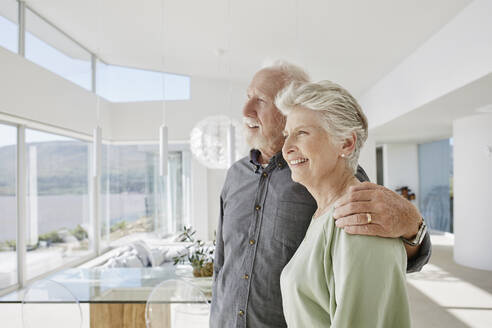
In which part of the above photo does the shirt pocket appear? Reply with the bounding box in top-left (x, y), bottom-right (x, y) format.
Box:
top-left (274, 201), bottom-right (313, 251)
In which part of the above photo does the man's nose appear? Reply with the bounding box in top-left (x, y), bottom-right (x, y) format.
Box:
top-left (242, 99), bottom-right (256, 117)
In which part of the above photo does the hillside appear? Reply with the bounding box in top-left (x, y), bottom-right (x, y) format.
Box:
top-left (0, 141), bottom-right (180, 196)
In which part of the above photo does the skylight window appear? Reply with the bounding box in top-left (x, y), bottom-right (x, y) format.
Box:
top-left (97, 61), bottom-right (190, 102)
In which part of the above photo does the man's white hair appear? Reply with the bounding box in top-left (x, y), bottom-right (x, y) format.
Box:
top-left (261, 59), bottom-right (310, 86)
top-left (275, 80), bottom-right (368, 173)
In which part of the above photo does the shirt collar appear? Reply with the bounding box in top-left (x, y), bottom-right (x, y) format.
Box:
top-left (249, 149), bottom-right (287, 173)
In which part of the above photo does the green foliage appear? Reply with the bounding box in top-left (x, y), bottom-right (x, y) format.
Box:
top-left (39, 230), bottom-right (63, 243)
top-left (176, 225), bottom-right (196, 242)
top-left (173, 226), bottom-right (215, 269)
top-left (5, 240), bottom-right (16, 249)
top-left (110, 220), bottom-right (127, 233)
top-left (0, 240), bottom-right (17, 251)
top-left (71, 224), bottom-right (88, 241)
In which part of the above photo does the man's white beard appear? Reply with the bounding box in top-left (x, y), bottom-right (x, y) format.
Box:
top-left (246, 130), bottom-right (284, 154)
top-left (246, 131), bottom-right (266, 150)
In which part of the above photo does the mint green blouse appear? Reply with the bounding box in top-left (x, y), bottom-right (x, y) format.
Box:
top-left (280, 208), bottom-right (411, 327)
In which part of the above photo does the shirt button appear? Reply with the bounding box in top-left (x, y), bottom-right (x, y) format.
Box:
top-left (238, 310), bottom-right (244, 316)
top-left (255, 205), bottom-right (261, 211)
top-left (277, 162), bottom-right (283, 168)
top-left (243, 274), bottom-right (249, 280)
top-left (249, 239), bottom-right (255, 245)
top-left (262, 172), bottom-right (268, 177)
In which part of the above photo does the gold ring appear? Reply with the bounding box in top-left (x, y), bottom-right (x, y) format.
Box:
top-left (366, 213), bottom-right (372, 224)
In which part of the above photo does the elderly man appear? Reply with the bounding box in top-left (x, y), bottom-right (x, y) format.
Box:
top-left (210, 61), bottom-right (431, 328)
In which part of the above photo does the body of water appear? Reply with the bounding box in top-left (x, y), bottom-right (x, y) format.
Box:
top-left (0, 194), bottom-right (150, 241)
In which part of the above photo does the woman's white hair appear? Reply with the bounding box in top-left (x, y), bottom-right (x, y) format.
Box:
top-left (275, 80), bottom-right (368, 173)
top-left (261, 59), bottom-right (310, 86)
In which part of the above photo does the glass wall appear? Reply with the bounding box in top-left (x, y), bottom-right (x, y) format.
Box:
top-left (25, 129), bottom-right (91, 280)
top-left (97, 61), bottom-right (191, 102)
top-left (0, 123), bottom-right (17, 290)
top-left (0, 0), bottom-right (18, 53)
top-left (418, 139), bottom-right (453, 233)
top-left (25, 8), bottom-right (91, 90)
top-left (101, 144), bottom-right (190, 245)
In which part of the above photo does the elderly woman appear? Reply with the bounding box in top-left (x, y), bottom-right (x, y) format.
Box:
top-left (277, 81), bottom-right (411, 327)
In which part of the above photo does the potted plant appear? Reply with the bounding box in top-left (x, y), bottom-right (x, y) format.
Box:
top-left (173, 226), bottom-right (215, 277)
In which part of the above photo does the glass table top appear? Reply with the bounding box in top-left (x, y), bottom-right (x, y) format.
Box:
top-left (0, 263), bottom-right (212, 304)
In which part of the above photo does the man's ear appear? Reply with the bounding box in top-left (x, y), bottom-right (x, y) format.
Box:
top-left (341, 132), bottom-right (357, 156)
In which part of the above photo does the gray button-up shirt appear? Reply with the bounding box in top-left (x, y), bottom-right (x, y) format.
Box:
top-left (210, 150), bottom-right (431, 328)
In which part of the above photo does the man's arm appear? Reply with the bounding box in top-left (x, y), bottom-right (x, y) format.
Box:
top-left (214, 196), bottom-right (225, 275)
top-left (210, 195), bottom-right (225, 328)
top-left (333, 180), bottom-right (432, 272)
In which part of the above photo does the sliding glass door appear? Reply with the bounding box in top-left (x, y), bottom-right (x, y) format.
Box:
top-left (0, 123), bottom-right (17, 291)
top-left (25, 129), bottom-right (91, 280)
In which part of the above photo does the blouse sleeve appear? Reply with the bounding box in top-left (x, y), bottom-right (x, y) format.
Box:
top-left (325, 224), bottom-right (411, 328)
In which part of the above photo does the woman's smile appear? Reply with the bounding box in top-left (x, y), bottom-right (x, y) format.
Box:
top-left (288, 157), bottom-right (309, 167)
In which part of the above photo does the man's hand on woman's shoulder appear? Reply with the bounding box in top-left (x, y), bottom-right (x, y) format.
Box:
top-left (332, 182), bottom-right (421, 239)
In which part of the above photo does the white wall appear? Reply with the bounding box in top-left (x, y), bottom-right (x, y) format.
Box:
top-left (358, 135), bottom-right (376, 182)
top-left (106, 77), bottom-right (247, 142)
top-left (360, 0), bottom-right (492, 129)
top-left (206, 169), bottom-right (227, 240)
top-left (190, 157), bottom-right (209, 241)
top-left (453, 114), bottom-right (492, 270)
top-left (0, 46), bottom-right (112, 138)
top-left (382, 143), bottom-right (419, 207)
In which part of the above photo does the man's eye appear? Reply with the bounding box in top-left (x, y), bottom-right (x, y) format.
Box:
top-left (298, 131), bottom-right (307, 135)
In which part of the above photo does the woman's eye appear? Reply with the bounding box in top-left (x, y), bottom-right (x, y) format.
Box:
top-left (298, 130), bottom-right (307, 135)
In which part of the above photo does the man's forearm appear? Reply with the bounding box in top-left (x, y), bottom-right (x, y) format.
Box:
top-left (406, 232), bottom-right (432, 273)
top-left (402, 216), bottom-right (423, 260)
top-left (404, 243), bottom-right (420, 260)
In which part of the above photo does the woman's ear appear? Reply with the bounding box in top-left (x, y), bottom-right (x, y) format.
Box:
top-left (341, 132), bottom-right (357, 156)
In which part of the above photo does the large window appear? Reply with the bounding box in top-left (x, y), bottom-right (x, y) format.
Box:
top-left (418, 139), bottom-right (453, 233)
top-left (0, 123), bottom-right (17, 291)
top-left (25, 8), bottom-right (92, 90)
top-left (101, 144), bottom-right (191, 246)
top-left (0, 0), bottom-right (18, 53)
top-left (25, 129), bottom-right (91, 280)
top-left (97, 61), bottom-right (191, 102)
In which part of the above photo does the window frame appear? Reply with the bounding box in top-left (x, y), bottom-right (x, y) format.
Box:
top-left (100, 140), bottom-right (192, 244)
top-left (0, 119), bottom-right (19, 293)
top-left (0, 119), bottom-right (192, 296)
top-left (0, 1), bottom-right (193, 296)
top-left (0, 119), bottom-right (106, 297)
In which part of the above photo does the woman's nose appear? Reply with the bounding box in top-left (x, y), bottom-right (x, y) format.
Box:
top-left (282, 136), bottom-right (295, 155)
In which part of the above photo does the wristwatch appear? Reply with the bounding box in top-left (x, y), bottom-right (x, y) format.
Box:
top-left (401, 219), bottom-right (427, 246)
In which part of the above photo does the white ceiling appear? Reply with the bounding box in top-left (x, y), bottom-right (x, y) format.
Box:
top-left (23, 0), bottom-right (472, 96)
top-left (371, 73), bottom-right (492, 144)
